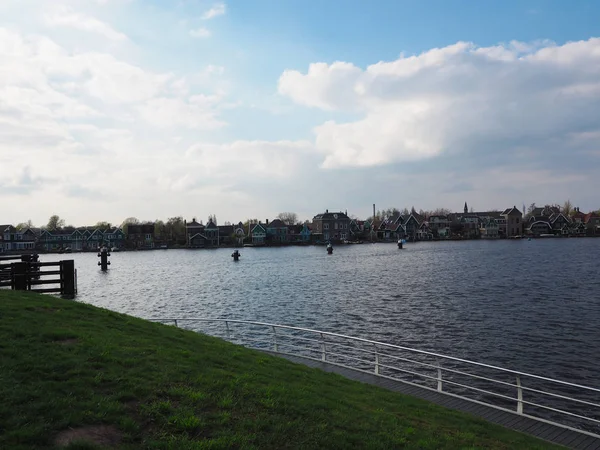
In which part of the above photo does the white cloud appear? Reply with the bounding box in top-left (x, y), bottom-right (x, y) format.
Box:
top-left (44, 6), bottom-right (128, 41)
top-left (190, 27), bottom-right (211, 38)
top-left (201, 3), bottom-right (226, 20)
top-left (278, 38), bottom-right (600, 169)
top-left (137, 96), bottom-right (226, 129)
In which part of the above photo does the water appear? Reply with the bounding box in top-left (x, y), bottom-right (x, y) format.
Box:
top-left (42, 239), bottom-right (600, 377)
top-left (38, 239), bottom-right (600, 428)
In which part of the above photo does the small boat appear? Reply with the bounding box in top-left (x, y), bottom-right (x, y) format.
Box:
top-left (111, 247), bottom-right (119, 252)
top-left (159, 244), bottom-right (168, 249)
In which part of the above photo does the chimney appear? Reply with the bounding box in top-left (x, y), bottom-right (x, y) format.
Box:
top-left (266, 219), bottom-right (269, 225)
top-left (326, 209), bottom-right (328, 214)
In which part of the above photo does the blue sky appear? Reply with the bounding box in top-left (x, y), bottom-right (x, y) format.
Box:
top-left (0, 0), bottom-right (599, 225)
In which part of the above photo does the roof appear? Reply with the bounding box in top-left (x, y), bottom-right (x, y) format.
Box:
top-left (0, 224), bottom-right (14, 232)
top-left (267, 219), bottom-right (286, 228)
top-left (584, 213), bottom-right (600, 223)
top-left (251, 223), bottom-right (267, 233)
top-left (186, 219), bottom-right (203, 228)
top-left (473, 211), bottom-right (502, 218)
top-left (549, 213), bottom-right (571, 224)
top-left (502, 206), bottom-right (522, 216)
top-left (205, 220), bottom-right (218, 229)
top-left (313, 211), bottom-right (350, 221)
top-left (218, 225), bottom-right (233, 235)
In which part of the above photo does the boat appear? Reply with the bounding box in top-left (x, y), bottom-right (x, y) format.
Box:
top-left (111, 247), bottom-right (120, 252)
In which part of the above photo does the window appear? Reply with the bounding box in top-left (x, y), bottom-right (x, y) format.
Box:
top-left (341, 233), bottom-right (347, 240)
top-left (145, 234), bottom-right (152, 240)
top-left (334, 223), bottom-right (338, 230)
top-left (324, 223), bottom-right (329, 230)
top-left (324, 233), bottom-right (329, 240)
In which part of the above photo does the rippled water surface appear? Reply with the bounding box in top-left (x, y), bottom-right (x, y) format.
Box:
top-left (43, 239), bottom-right (600, 383)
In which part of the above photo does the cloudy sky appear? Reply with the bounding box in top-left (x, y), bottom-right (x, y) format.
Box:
top-left (1, 0), bottom-right (599, 226)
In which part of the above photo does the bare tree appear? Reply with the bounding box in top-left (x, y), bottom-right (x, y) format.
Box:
top-left (562, 200), bottom-right (573, 216)
top-left (277, 212), bottom-right (298, 225)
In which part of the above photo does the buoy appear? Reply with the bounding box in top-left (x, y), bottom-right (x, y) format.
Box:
top-left (397, 240), bottom-right (403, 249)
top-left (231, 250), bottom-right (240, 261)
top-left (327, 243), bottom-right (333, 254)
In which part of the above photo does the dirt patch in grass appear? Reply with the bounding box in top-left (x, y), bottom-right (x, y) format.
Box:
top-left (54, 425), bottom-right (121, 447)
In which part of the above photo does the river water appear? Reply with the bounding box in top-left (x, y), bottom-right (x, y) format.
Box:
top-left (39, 239), bottom-right (600, 426)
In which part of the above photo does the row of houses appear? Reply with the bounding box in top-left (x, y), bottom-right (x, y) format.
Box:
top-left (373, 204), bottom-right (600, 241)
top-left (2, 206), bottom-right (600, 253)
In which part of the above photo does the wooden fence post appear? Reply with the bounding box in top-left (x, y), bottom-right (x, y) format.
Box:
top-left (60, 260), bottom-right (75, 298)
top-left (11, 262), bottom-right (28, 291)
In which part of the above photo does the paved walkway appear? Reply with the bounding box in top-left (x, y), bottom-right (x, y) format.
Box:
top-left (267, 352), bottom-right (600, 450)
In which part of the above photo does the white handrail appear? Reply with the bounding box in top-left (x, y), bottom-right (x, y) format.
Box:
top-left (150, 316), bottom-right (600, 436)
top-left (152, 317), bottom-right (600, 393)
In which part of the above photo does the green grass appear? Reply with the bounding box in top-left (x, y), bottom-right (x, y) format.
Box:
top-left (0, 290), bottom-right (560, 449)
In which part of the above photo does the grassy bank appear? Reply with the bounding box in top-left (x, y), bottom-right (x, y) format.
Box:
top-left (0, 291), bottom-right (559, 449)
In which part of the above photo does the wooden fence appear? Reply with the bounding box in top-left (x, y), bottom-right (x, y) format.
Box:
top-left (0, 255), bottom-right (77, 297)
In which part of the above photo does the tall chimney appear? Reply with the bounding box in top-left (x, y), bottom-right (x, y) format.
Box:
top-left (266, 219), bottom-right (269, 225)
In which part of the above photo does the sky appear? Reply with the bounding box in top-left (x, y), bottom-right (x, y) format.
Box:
top-left (1, 0), bottom-right (599, 226)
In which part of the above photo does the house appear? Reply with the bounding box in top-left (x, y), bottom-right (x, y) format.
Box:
top-left (570, 221), bottom-right (587, 236)
top-left (312, 210), bottom-right (351, 242)
top-left (402, 214), bottom-right (421, 241)
top-left (549, 213), bottom-right (571, 236)
top-left (480, 218), bottom-right (500, 238)
top-left (218, 225), bottom-right (234, 245)
top-left (266, 219), bottom-right (289, 244)
top-left (1, 225), bottom-right (37, 252)
top-left (460, 214), bottom-right (481, 238)
top-left (289, 223), bottom-right (311, 243)
top-left (526, 220), bottom-right (553, 236)
top-left (500, 206), bottom-right (523, 237)
top-left (204, 219), bottom-right (219, 247)
top-left (126, 224), bottom-right (155, 249)
top-left (186, 219), bottom-right (205, 247)
top-left (251, 223), bottom-right (267, 245)
top-left (104, 227), bottom-right (126, 248)
top-left (584, 213), bottom-right (600, 236)
top-left (38, 229), bottom-right (76, 252)
top-left (416, 222), bottom-right (433, 240)
top-left (233, 222), bottom-right (246, 245)
top-left (571, 207), bottom-right (586, 223)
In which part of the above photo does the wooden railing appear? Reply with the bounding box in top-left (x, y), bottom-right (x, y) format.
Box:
top-left (0, 255), bottom-right (76, 297)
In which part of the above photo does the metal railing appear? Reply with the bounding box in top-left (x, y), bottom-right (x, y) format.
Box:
top-left (152, 318), bottom-right (600, 437)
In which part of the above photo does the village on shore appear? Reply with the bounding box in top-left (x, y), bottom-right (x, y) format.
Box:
top-left (2, 202), bottom-right (600, 254)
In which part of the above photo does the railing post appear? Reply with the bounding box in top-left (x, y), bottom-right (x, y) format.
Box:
top-left (375, 349), bottom-right (379, 375)
top-left (174, 319), bottom-right (178, 328)
top-left (516, 375), bottom-right (523, 414)
top-left (437, 368), bottom-right (443, 392)
top-left (225, 321), bottom-right (231, 340)
top-left (60, 260), bottom-right (75, 298)
top-left (320, 333), bottom-right (326, 361)
top-left (272, 326), bottom-right (278, 352)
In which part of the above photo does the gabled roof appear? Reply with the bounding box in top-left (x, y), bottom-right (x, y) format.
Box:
top-left (267, 219), bottom-right (286, 228)
top-left (0, 224), bottom-right (14, 232)
top-left (189, 233), bottom-right (208, 240)
top-left (549, 213), bottom-right (571, 224)
top-left (251, 223), bottom-right (267, 234)
top-left (502, 206), bottom-right (522, 216)
top-left (205, 220), bottom-right (218, 229)
top-left (584, 213), bottom-right (600, 223)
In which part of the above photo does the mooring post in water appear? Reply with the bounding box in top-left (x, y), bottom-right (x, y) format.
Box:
top-left (60, 260), bottom-right (75, 298)
top-left (398, 240), bottom-right (403, 249)
top-left (98, 248), bottom-right (111, 271)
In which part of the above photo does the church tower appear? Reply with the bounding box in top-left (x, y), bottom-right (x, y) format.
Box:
top-left (464, 202), bottom-right (468, 214)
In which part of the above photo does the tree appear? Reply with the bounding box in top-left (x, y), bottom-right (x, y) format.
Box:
top-left (525, 203), bottom-right (537, 219)
top-left (277, 212), bottom-right (298, 225)
top-left (95, 221), bottom-right (111, 230)
top-left (562, 200), bottom-right (573, 216)
top-left (165, 217), bottom-right (186, 244)
top-left (121, 217), bottom-right (139, 234)
top-left (46, 215), bottom-right (65, 231)
top-left (208, 214), bottom-right (217, 225)
top-left (16, 219), bottom-right (34, 230)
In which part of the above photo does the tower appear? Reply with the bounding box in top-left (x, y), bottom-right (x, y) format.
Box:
top-left (464, 202), bottom-right (468, 214)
